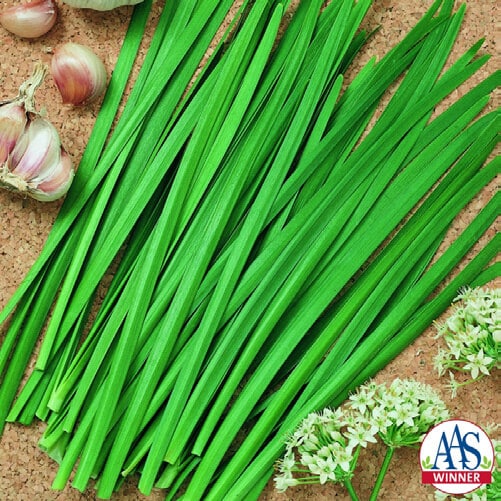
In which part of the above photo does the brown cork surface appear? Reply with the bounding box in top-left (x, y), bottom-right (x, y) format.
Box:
top-left (0, 1), bottom-right (499, 500)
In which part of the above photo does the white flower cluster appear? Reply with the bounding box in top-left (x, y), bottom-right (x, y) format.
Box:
top-left (433, 287), bottom-right (500, 396)
top-left (274, 379), bottom-right (449, 492)
top-left (274, 407), bottom-right (368, 492)
top-left (365, 378), bottom-right (450, 448)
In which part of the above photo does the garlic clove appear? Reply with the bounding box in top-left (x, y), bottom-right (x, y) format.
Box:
top-left (30, 149), bottom-right (74, 201)
top-left (0, 0), bottom-right (57, 39)
top-left (0, 102), bottom-right (27, 163)
top-left (51, 42), bottom-right (108, 105)
top-left (10, 117), bottom-right (61, 181)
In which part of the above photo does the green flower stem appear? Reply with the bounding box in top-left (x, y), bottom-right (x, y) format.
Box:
top-left (344, 477), bottom-right (361, 501)
top-left (369, 446), bottom-right (395, 501)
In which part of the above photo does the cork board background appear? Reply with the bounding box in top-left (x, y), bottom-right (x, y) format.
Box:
top-left (0, 0), bottom-right (499, 500)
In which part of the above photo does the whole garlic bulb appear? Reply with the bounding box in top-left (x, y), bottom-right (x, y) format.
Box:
top-left (62, 0), bottom-right (143, 10)
top-left (0, 64), bottom-right (74, 202)
top-left (5, 117), bottom-right (74, 201)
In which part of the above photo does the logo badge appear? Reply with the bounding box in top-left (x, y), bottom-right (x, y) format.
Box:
top-left (420, 419), bottom-right (494, 495)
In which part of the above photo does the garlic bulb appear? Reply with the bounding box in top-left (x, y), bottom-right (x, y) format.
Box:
top-left (0, 64), bottom-right (74, 202)
top-left (3, 117), bottom-right (74, 201)
top-left (51, 42), bottom-right (108, 105)
top-left (0, 0), bottom-right (57, 39)
top-left (62, 0), bottom-right (143, 10)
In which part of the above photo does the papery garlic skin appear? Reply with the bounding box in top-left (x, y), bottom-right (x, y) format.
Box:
top-left (0, 102), bottom-right (27, 163)
top-left (0, 0), bottom-right (57, 39)
top-left (0, 117), bottom-right (74, 201)
top-left (62, 0), bottom-right (143, 11)
top-left (51, 42), bottom-right (108, 105)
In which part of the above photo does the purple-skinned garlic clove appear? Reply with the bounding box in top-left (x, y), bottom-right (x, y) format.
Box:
top-left (51, 42), bottom-right (108, 106)
top-left (0, 0), bottom-right (57, 39)
top-left (0, 102), bottom-right (27, 163)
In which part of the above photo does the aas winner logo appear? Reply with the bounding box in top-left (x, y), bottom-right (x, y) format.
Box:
top-left (420, 419), bottom-right (494, 495)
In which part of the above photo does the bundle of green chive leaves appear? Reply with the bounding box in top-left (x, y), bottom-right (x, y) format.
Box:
top-left (0, 0), bottom-right (499, 499)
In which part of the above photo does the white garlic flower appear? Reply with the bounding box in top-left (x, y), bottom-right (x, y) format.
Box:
top-left (434, 287), bottom-right (500, 396)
